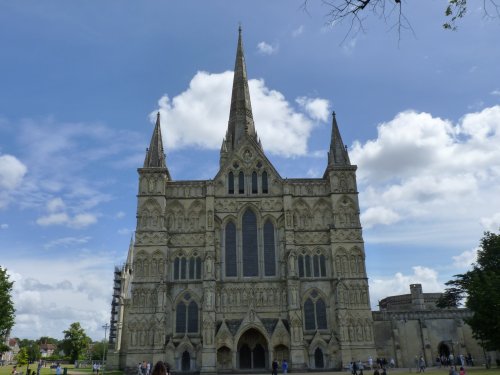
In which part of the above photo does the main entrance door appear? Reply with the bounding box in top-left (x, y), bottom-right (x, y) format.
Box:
top-left (237, 328), bottom-right (268, 369)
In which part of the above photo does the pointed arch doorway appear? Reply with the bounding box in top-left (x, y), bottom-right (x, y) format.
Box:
top-left (237, 328), bottom-right (268, 369)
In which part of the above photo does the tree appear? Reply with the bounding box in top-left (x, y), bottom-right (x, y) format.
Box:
top-left (90, 340), bottom-right (108, 360)
top-left (61, 322), bottom-right (91, 362)
top-left (0, 266), bottom-right (15, 342)
top-left (304, 0), bottom-right (499, 40)
top-left (16, 347), bottom-right (29, 366)
top-left (437, 231), bottom-right (500, 350)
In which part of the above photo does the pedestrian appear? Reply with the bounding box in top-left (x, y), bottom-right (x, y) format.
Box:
top-left (141, 361), bottom-right (147, 375)
top-left (93, 363), bottom-right (97, 375)
top-left (11, 366), bottom-right (17, 375)
top-left (282, 359), bottom-right (288, 375)
top-left (459, 367), bottom-right (466, 375)
top-left (151, 361), bottom-right (167, 375)
top-left (389, 358), bottom-right (395, 368)
top-left (272, 359), bottom-right (278, 375)
top-left (37, 361), bottom-right (43, 375)
top-left (373, 366), bottom-right (380, 375)
top-left (146, 362), bottom-right (151, 375)
top-left (56, 364), bottom-right (62, 375)
top-left (418, 356), bottom-right (425, 373)
top-left (358, 360), bottom-right (364, 375)
top-left (96, 363), bottom-right (100, 375)
top-left (368, 356), bottom-right (373, 370)
top-left (449, 366), bottom-right (457, 375)
top-left (166, 364), bottom-right (170, 375)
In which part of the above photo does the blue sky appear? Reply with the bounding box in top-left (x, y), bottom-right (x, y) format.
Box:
top-left (1, 1), bottom-right (500, 340)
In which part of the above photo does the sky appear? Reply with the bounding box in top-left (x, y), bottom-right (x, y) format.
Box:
top-left (1, 1), bottom-right (500, 341)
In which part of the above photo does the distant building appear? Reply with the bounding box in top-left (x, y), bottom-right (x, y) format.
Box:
top-left (107, 28), bottom-right (376, 373)
top-left (1, 338), bottom-right (19, 363)
top-left (40, 343), bottom-right (57, 358)
top-left (372, 284), bottom-right (497, 367)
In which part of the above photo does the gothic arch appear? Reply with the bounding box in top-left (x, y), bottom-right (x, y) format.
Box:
top-left (313, 198), bottom-right (332, 229)
top-left (292, 199), bottom-right (311, 229)
top-left (334, 195), bottom-right (359, 228)
top-left (165, 200), bottom-right (185, 231)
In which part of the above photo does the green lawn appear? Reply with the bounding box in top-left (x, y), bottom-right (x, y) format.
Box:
top-left (0, 365), bottom-right (122, 375)
top-left (0, 364), bottom-right (498, 375)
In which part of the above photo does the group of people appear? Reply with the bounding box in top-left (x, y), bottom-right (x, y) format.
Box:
top-left (271, 359), bottom-right (288, 375)
top-left (139, 361), bottom-right (170, 375)
top-left (437, 354), bottom-right (474, 367)
top-left (92, 363), bottom-right (101, 375)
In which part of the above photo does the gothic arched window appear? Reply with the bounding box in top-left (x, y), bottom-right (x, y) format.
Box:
top-left (176, 301), bottom-right (187, 333)
top-left (174, 258), bottom-right (180, 280)
top-left (303, 292), bottom-right (328, 331)
top-left (228, 172), bottom-right (234, 194)
top-left (195, 257), bottom-right (202, 279)
top-left (176, 294), bottom-right (198, 334)
top-left (262, 171), bottom-right (268, 194)
top-left (225, 221), bottom-right (237, 277)
top-left (187, 300), bottom-right (198, 332)
top-left (252, 171), bottom-right (258, 194)
top-left (263, 220), bottom-right (276, 276)
top-left (298, 255), bottom-right (304, 278)
top-left (238, 172), bottom-right (245, 194)
top-left (304, 298), bottom-right (315, 330)
top-left (242, 209), bottom-right (258, 276)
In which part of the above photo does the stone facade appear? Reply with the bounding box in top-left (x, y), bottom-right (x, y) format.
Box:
top-left (372, 284), bottom-right (497, 368)
top-left (107, 29), bottom-right (376, 373)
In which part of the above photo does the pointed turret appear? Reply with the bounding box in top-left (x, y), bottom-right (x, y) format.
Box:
top-left (143, 112), bottom-right (167, 168)
top-left (327, 111), bottom-right (351, 167)
top-left (225, 26), bottom-right (259, 151)
top-left (125, 235), bottom-right (134, 271)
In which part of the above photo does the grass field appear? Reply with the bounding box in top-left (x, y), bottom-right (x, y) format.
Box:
top-left (0, 364), bottom-right (122, 375)
top-left (0, 364), bottom-right (498, 375)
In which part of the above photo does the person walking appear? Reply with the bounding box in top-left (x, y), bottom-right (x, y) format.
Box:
top-left (282, 359), bottom-right (288, 375)
top-left (272, 359), bottom-right (279, 375)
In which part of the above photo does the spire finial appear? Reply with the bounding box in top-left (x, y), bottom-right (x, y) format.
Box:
top-left (327, 111), bottom-right (351, 167)
top-left (156, 111), bottom-right (160, 123)
top-left (224, 25), bottom-right (258, 152)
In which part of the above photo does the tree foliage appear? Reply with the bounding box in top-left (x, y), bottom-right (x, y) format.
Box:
top-left (61, 322), bottom-right (91, 362)
top-left (16, 347), bottom-right (29, 366)
top-left (90, 340), bottom-right (108, 360)
top-left (437, 231), bottom-right (500, 350)
top-left (0, 266), bottom-right (15, 341)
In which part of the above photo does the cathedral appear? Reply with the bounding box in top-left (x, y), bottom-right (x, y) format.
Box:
top-left (107, 28), bottom-right (377, 373)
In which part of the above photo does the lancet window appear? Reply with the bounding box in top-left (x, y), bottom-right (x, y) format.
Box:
top-left (175, 293), bottom-right (198, 334)
top-left (173, 255), bottom-right (202, 280)
top-left (223, 209), bottom-right (277, 278)
top-left (303, 291), bottom-right (328, 331)
top-left (298, 253), bottom-right (327, 278)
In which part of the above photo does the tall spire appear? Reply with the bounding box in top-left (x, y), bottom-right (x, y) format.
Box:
top-left (225, 26), bottom-right (258, 151)
top-left (143, 112), bottom-right (167, 168)
top-left (327, 111), bottom-right (351, 167)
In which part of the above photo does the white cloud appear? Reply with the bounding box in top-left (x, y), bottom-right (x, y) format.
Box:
top-left (480, 212), bottom-right (500, 231)
top-left (153, 71), bottom-right (329, 157)
top-left (0, 154), bottom-right (27, 189)
top-left (257, 41), bottom-right (278, 55)
top-left (351, 106), bottom-right (500, 237)
top-left (0, 223), bottom-right (8, 229)
top-left (47, 197), bottom-right (66, 212)
top-left (0, 154), bottom-right (27, 208)
top-left (71, 213), bottom-right (98, 228)
top-left (491, 89), bottom-right (500, 96)
top-left (361, 206), bottom-right (400, 228)
top-left (370, 266), bottom-right (443, 309)
top-left (44, 236), bottom-right (92, 249)
top-left (36, 212), bottom-right (70, 226)
top-left (292, 25), bottom-right (304, 37)
top-left (452, 248), bottom-right (478, 269)
top-left (115, 211), bottom-right (125, 219)
top-left (296, 97), bottom-right (330, 122)
top-left (36, 211), bottom-right (97, 228)
top-left (6, 251), bottom-right (118, 340)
